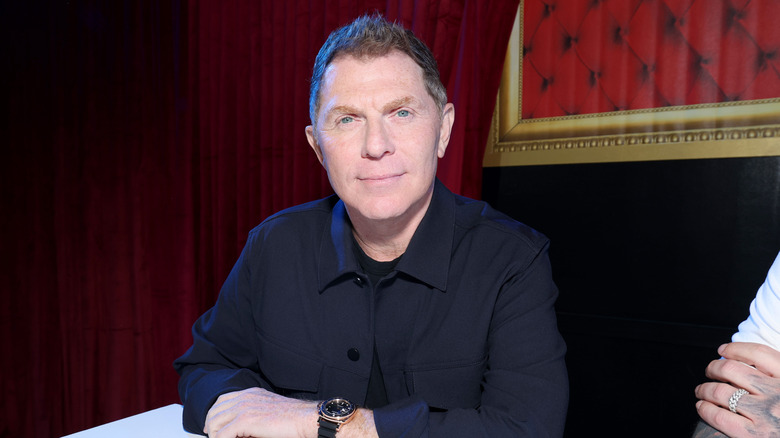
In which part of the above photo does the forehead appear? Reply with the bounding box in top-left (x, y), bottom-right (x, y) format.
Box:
top-left (320, 51), bottom-right (427, 99)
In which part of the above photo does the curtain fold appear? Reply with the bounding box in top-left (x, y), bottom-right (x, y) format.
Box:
top-left (2, 1), bottom-right (518, 437)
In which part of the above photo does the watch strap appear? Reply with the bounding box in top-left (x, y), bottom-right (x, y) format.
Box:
top-left (318, 417), bottom-right (340, 438)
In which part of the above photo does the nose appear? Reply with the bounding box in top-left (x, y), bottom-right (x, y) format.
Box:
top-left (362, 119), bottom-right (395, 159)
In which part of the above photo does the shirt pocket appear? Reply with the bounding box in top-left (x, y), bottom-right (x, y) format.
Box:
top-left (256, 331), bottom-right (323, 397)
top-left (404, 355), bottom-right (487, 409)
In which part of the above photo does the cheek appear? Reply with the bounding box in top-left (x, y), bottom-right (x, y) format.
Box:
top-left (320, 151), bottom-right (352, 181)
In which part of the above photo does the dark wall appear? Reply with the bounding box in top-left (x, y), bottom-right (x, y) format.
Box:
top-left (482, 156), bottom-right (780, 437)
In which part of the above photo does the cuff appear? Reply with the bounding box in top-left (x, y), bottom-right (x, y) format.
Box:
top-left (372, 395), bottom-right (429, 438)
top-left (179, 368), bottom-right (266, 434)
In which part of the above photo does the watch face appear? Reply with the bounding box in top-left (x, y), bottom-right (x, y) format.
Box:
top-left (322, 398), bottom-right (356, 419)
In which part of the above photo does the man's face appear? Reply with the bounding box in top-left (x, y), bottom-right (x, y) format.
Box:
top-left (306, 51), bottom-right (454, 226)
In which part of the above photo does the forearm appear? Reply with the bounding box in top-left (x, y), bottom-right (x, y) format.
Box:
top-left (271, 404), bottom-right (378, 438)
top-left (338, 409), bottom-right (378, 438)
top-left (202, 388), bottom-right (378, 438)
top-left (177, 366), bottom-right (268, 433)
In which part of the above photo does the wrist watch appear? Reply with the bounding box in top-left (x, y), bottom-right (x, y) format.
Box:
top-left (317, 397), bottom-right (357, 438)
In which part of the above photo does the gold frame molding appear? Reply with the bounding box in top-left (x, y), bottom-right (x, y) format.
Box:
top-left (484, 5), bottom-right (780, 167)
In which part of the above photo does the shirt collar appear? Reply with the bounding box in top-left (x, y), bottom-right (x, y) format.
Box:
top-left (394, 179), bottom-right (453, 292)
top-left (317, 199), bottom-right (361, 291)
top-left (316, 179), bottom-right (454, 292)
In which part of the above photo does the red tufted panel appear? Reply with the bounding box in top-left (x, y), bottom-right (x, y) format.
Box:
top-left (523, 0), bottom-right (780, 119)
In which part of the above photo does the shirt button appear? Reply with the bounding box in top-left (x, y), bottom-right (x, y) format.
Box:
top-left (347, 348), bottom-right (360, 361)
top-left (354, 276), bottom-right (364, 286)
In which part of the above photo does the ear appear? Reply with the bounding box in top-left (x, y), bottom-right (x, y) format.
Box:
top-left (305, 125), bottom-right (325, 165)
top-left (436, 103), bottom-right (455, 159)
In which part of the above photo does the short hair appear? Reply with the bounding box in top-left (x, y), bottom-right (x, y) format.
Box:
top-left (309, 14), bottom-right (448, 125)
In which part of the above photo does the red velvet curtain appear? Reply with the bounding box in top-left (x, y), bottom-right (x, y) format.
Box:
top-left (2, 1), bottom-right (518, 437)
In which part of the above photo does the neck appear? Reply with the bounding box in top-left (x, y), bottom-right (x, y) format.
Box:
top-left (349, 190), bottom-right (433, 262)
top-left (351, 226), bottom-right (409, 261)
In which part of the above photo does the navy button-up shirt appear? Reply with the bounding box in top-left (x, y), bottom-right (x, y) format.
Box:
top-left (174, 180), bottom-right (568, 437)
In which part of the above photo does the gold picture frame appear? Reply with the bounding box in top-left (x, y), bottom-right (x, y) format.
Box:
top-left (484, 5), bottom-right (780, 167)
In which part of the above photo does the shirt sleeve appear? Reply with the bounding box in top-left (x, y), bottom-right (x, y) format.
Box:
top-left (173, 236), bottom-right (271, 434)
top-left (732, 251), bottom-right (780, 351)
top-left (374, 243), bottom-right (569, 438)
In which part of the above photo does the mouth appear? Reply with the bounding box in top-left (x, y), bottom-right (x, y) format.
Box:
top-left (358, 173), bottom-right (403, 182)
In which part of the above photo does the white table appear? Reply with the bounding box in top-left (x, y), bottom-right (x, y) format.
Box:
top-left (61, 404), bottom-right (203, 438)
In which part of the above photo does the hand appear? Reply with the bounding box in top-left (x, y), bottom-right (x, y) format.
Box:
top-left (204, 387), bottom-right (317, 438)
top-left (694, 342), bottom-right (780, 437)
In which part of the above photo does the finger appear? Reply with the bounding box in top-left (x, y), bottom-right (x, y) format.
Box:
top-left (705, 358), bottom-right (764, 392)
top-left (205, 388), bottom-right (278, 437)
top-left (204, 406), bottom-right (231, 436)
top-left (206, 409), bottom-right (248, 438)
top-left (695, 381), bottom-right (746, 410)
top-left (209, 415), bottom-right (252, 438)
top-left (696, 400), bottom-right (753, 438)
top-left (720, 343), bottom-right (780, 377)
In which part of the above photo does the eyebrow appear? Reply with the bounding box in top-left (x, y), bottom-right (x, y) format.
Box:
top-left (325, 104), bottom-right (360, 120)
top-left (324, 96), bottom-right (419, 121)
top-left (381, 96), bottom-right (416, 113)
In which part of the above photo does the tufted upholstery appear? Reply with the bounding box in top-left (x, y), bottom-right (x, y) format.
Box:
top-left (522, 0), bottom-right (780, 119)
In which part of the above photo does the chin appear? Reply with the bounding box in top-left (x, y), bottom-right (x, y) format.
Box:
top-left (354, 199), bottom-right (409, 222)
top-left (361, 206), bottom-right (406, 222)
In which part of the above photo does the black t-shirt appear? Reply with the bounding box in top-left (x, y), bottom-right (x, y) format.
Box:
top-left (352, 236), bottom-right (399, 409)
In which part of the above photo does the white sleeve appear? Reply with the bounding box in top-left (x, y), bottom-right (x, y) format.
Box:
top-left (732, 252), bottom-right (780, 351)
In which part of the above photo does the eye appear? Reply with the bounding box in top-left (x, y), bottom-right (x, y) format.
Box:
top-left (396, 110), bottom-right (410, 118)
top-left (339, 116), bottom-right (354, 124)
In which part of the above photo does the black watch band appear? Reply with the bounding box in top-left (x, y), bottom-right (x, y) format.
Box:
top-left (317, 417), bottom-right (340, 438)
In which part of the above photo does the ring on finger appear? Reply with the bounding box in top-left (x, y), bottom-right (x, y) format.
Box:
top-left (728, 388), bottom-right (749, 414)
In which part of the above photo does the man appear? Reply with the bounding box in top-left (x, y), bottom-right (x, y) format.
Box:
top-left (174, 14), bottom-right (568, 438)
top-left (693, 252), bottom-right (780, 437)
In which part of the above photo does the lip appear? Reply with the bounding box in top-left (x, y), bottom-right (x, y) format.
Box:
top-left (358, 173), bottom-right (403, 182)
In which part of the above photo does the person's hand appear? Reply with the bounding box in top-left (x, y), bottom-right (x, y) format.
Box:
top-left (204, 387), bottom-right (317, 438)
top-left (694, 342), bottom-right (780, 437)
